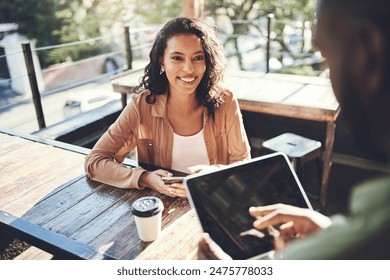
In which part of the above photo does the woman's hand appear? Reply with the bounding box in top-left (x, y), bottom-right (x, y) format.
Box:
top-left (166, 183), bottom-right (187, 198)
top-left (139, 169), bottom-right (173, 196)
top-left (139, 169), bottom-right (187, 197)
top-left (249, 204), bottom-right (332, 252)
top-left (188, 164), bottom-right (221, 174)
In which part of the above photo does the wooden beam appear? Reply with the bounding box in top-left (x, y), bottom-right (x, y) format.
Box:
top-left (182, 0), bottom-right (204, 18)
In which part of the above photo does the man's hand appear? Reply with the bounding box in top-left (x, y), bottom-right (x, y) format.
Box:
top-left (197, 233), bottom-right (232, 260)
top-left (249, 204), bottom-right (332, 251)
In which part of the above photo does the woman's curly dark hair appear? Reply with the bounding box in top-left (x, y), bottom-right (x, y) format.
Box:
top-left (137, 17), bottom-right (228, 117)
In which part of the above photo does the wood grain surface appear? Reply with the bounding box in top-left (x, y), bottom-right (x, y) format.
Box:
top-left (1, 131), bottom-right (197, 259)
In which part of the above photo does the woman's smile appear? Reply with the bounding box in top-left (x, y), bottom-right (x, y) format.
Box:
top-left (178, 76), bottom-right (196, 83)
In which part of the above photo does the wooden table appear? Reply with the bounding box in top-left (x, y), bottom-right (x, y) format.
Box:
top-left (0, 129), bottom-right (201, 260)
top-left (110, 69), bottom-right (340, 212)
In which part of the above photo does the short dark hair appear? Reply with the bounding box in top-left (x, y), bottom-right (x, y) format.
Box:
top-left (317, 0), bottom-right (390, 90)
top-left (318, 0), bottom-right (390, 29)
top-left (138, 17), bottom-right (228, 117)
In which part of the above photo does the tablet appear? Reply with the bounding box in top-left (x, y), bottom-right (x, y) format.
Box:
top-left (184, 152), bottom-right (313, 260)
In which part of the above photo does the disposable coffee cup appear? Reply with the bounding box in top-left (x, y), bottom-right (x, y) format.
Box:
top-left (131, 196), bottom-right (164, 242)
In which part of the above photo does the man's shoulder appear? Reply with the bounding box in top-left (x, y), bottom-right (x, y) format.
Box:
top-left (350, 176), bottom-right (390, 214)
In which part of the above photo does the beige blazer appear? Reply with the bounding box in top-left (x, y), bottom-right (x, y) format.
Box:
top-left (84, 89), bottom-right (251, 189)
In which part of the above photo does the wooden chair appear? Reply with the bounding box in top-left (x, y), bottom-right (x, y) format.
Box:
top-left (261, 133), bottom-right (322, 200)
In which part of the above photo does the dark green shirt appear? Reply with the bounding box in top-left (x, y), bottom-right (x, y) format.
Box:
top-left (281, 176), bottom-right (390, 259)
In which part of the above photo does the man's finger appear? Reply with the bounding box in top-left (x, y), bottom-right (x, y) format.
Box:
top-left (249, 204), bottom-right (286, 217)
top-left (253, 212), bottom-right (296, 230)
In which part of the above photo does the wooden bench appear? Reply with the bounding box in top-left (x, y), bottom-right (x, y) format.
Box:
top-left (33, 101), bottom-right (122, 148)
top-left (0, 210), bottom-right (114, 260)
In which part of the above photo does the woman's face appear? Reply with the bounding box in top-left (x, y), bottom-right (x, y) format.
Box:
top-left (160, 33), bottom-right (206, 96)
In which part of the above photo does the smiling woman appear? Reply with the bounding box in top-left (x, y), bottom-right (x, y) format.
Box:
top-left (84, 17), bottom-right (251, 197)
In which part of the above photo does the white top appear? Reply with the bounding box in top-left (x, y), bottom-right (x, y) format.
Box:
top-left (171, 128), bottom-right (209, 174)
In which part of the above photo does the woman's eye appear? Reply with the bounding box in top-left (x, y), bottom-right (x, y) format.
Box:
top-left (171, 56), bottom-right (183, 61)
top-left (194, 55), bottom-right (204, 61)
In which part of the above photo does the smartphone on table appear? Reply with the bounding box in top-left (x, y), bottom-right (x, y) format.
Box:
top-left (162, 176), bottom-right (185, 184)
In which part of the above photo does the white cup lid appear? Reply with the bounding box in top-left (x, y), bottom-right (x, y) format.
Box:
top-left (131, 196), bottom-right (163, 217)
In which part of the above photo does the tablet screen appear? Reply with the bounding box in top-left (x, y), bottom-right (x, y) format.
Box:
top-left (185, 152), bottom-right (312, 259)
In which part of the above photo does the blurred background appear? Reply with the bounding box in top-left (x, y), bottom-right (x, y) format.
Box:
top-left (0, 0), bottom-right (322, 133)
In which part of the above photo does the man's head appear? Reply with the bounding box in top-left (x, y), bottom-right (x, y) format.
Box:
top-left (314, 0), bottom-right (390, 161)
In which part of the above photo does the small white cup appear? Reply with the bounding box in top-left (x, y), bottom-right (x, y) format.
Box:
top-left (131, 196), bottom-right (164, 242)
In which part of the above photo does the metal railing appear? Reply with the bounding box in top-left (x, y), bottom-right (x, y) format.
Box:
top-left (221, 15), bottom-right (321, 74)
top-left (0, 25), bottom-right (160, 132)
